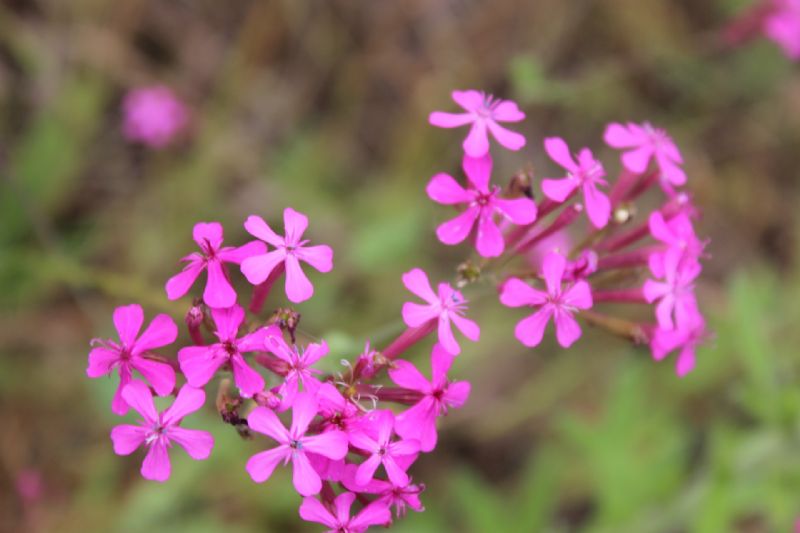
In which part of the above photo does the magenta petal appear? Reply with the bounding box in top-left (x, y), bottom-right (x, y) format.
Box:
top-left (603, 123), bottom-right (639, 148)
top-left (165, 261), bottom-right (204, 300)
top-left (132, 314), bottom-right (178, 355)
top-left (493, 197), bottom-right (537, 225)
top-left (515, 308), bottom-right (553, 347)
top-left (192, 222), bottom-right (224, 251)
top-left (488, 121), bottom-right (525, 151)
top-left (444, 380), bottom-right (471, 408)
top-left (112, 367), bottom-right (132, 415)
top-left (247, 407), bottom-right (289, 442)
top-left (383, 455), bottom-right (410, 487)
top-left (162, 385), bottom-right (205, 426)
top-left (475, 211), bottom-right (504, 257)
top-left (131, 356), bottom-right (176, 397)
top-left (204, 260), bottom-right (237, 308)
top-left (426, 173), bottom-right (470, 205)
top-left (121, 380), bottom-right (158, 423)
top-left (621, 145), bottom-right (653, 173)
top-left (110, 425), bottom-right (146, 455)
top-left (283, 207), bottom-right (309, 246)
top-left (178, 346), bottom-right (226, 388)
top-left (676, 346), bottom-right (696, 377)
top-left (451, 89), bottom-right (484, 111)
top-left (499, 278), bottom-right (547, 307)
top-left (583, 184), bottom-right (611, 228)
top-left (402, 268), bottom-right (438, 303)
top-left (295, 244), bottom-right (333, 273)
top-left (231, 355), bottom-right (265, 398)
top-left (292, 452), bottom-right (322, 496)
top-left (290, 393), bottom-right (319, 437)
top-left (542, 251), bottom-right (567, 295)
top-left (553, 309), bottom-right (582, 347)
top-left (241, 250), bottom-right (285, 286)
top-left (562, 281), bottom-right (593, 310)
top-left (462, 154), bottom-right (493, 192)
top-left (544, 137), bottom-right (577, 171)
top-left (141, 442), bottom-right (171, 482)
top-left (217, 240), bottom-right (267, 264)
top-left (655, 295), bottom-right (676, 330)
top-left (492, 100), bottom-right (525, 122)
top-left (169, 427), bottom-right (214, 460)
top-left (244, 215), bottom-right (284, 247)
top-left (302, 431), bottom-right (349, 460)
top-left (436, 207), bottom-right (480, 246)
top-left (428, 111), bottom-right (474, 128)
top-left (87, 347), bottom-right (120, 377)
top-left (247, 447), bottom-right (289, 483)
top-left (334, 492), bottom-right (357, 525)
top-left (396, 398), bottom-right (438, 452)
top-left (389, 360), bottom-right (431, 393)
top-left (450, 313), bottom-right (480, 342)
top-left (355, 454), bottom-right (383, 486)
top-left (437, 318), bottom-right (460, 355)
top-left (211, 305), bottom-right (245, 341)
top-left (349, 431), bottom-right (378, 453)
top-left (113, 304), bottom-right (144, 348)
top-left (463, 120), bottom-right (489, 157)
top-left (541, 177), bottom-right (578, 203)
top-left (657, 154), bottom-right (687, 187)
top-left (299, 497), bottom-right (338, 529)
top-left (349, 501), bottom-right (392, 531)
top-left (284, 254), bottom-right (313, 303)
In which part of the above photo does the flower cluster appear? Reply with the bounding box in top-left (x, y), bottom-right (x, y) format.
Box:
top-left (88, 88), bottom-right (710, 531)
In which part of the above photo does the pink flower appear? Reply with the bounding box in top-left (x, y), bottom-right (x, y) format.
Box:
top-left (427, 154), bottom-right (537, 257)
top-left (246, 393), bottom-right (349, 496)
top-left (349, 410), bottom-right (420, 487)
top-left (122, 86), bottom-right (189, 148)
top-left (178, 305), bottom-right (266, 397)
top-left (429, 90), bottom-right (526, 157)
top-left (401, 268), bottom-right (480, 355)
top-left (604, 122), bottom-right (687, 189)
top-left (299, 492), bottom-right (391, 533)
top-left (87, 304), bottom-right (177, 415)
top-left (341, 467), bottom-right (425, 517)
top-left (500, 250), bottom-right (593, 348)
top-left (763, 0), bottom-right (800, 59)
top-left (648, 211), bottom-right (706, 267)
top-left (263, 325), bottom-right (327, 405)
top-left (110, 381), bottom-right (213, 482)
top-left (388, 344), bottom-right (471, 452)
top-left (650, 311), bottom-right (707, 377)
top-left (643, 252), bottom-right (701, 331)
top-left (241, 208), bottom-right (333, 303)
top-left (166, 222), bottom-right (266, 309)
top-left (541, 137), bottom-right (611, 228)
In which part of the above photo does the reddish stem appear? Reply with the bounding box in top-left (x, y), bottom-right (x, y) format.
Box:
top-left (381, 321), bottom-right (437, 361)
top-left (592, 287), bottom-right (647, 304)
top-left (249, 263), bottom-right (285, 314)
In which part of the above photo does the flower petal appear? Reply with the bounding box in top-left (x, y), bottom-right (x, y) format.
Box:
top-left (231, 355), bottom-right (265, 398)
top-left (583, 184), bottom-right (611, 228)
top-left (165, 260), bottom-right (204, 301)
top-left (444, 380), bottom-right (471, 409)
top-left (162, 385), bottom-right (206, 426)
top-left (349, 500), bottom-right (392, 531)
top-left (121, 380), bottom-right (158, 423)
top-left (283, 207), bottom-right (309, 247)
top-left (389, 360), bottom-right (431, 393)
top-left (299, 496), bottom-right (338, 528)
top-left (462, 154), bottom-right (493, 192)
top-left (450, 313), bottom-right (480, 342)
top-left (141, 442), bottom-right (171, 482)
top-left (110, 425), bottom-right (146, 455)
top-left (463, 121), bottom-right (489, 158)
top-left (562, 280), bottom-right (593, 310)
top-left (244, 215), bottom-right (284, 247)
top-left (488, 121), bottom-right (525, 151)
top-left (210, 305), bottom-right (245, 341)
top-left (426, 173), bottom-right (470, 205)
top-left (248, 407), bottom-right (289, 442)
top-left (603, 123), bottom-right (640, 148)
top-left (543, 137), bottom-right (577, 171)
top-left (246, 446), bottom-right (289, 483)
top-left (437, 317), bottom-right (460, 355)
top-left (131, 356), bottom-right (176, 397)
top-left (132, 314), bottom-right (178, 355)
top-left (302, 430), bottom-right (349, 460)
top-left (217, 240), bottom-right (267, 264)
top-left (499, 278), bottom-right (548, 307)
top-left (295, 244), bottom-right (333, 273)
top-left (541, 177), bottom-right (579, 203)
top-left (493, 197), bottom-right (537, 225)
top-left (492, 100), bottom-right (525, 122)
top-left (436, 207), bottom-right (480, 246)
top-left (241, 250), bottom-right (285, 286)
top-left (113, 304), bottom-right (144, 348)
top-left (542, 251), bottom-right (567, 295)
top-left (169, 427), bottom-right (214, 460)
top-left (87, 347), bottom-right (120, 377)
top-left (204, 260), bottom-right (237, 308)
top-left (428, 111), bottom-right (474, 128)
top-left (514, 308), bottom-right (553, 348)
top-left (178, 345), bottom-right (226, 388)
top-left (192, 222), bottom-right (224, 251)
top-left (284, 254), bottom-right (313, 303)
top-left (621, 145), bottom-right (653, 174)
top-left (451, 89), bottom-right (483, 111)
top-left (402, 268), bottom-right (438, 304)
top-left (290, 392), bottom-right (319, 437)
top-left (355, 454), bottom-right (383, 486)
top-left (553, 308), bottom-right (582, 348)
top-left (292, 452), bottom-right (322, 496)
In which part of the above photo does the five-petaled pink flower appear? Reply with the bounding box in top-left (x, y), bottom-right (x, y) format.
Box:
top-left (401, 268), bottom-right (480, 356)
top-left (388, 344), bottom-right (471, 452)
top-left (429, 90), bottom-right (526, 157)
top-left (263, 325), bottom-right (327, 405)
top-left (299, 492), bottom-right (391, 533)
top-left (650, 310), bottom-right (706, 377)
top-left (166, 222), bottom-right (266, 309)
top-left (541, 137), bottom-right (611, 228)
top-left (427, 154), bottom-right (537, 257)
top-left (87, 304), bottom-right (177, 415)
top-left (643, 252), bottom-right (701, 331)
top-left (763, 0), bottom-right (800, 60)
top-left (122, 85), bottom-right (189, 148)
top-left (178, 305), bottom-right (267, 397)
top-left (500, 250), bottom-right (593, 348)
top-left (604, 122), bottom-right (687, 190)
top-left (341, 467), bottom-right (426, 518)
top-left (649, 211), bottom-right (705, 268)
top-left (348, 410), bottom-right (420, 487)
top-left (110, 381), bottom-right (213, 482)
top-left (246, 393), bottom-right (348, 496)
top-left (241, 208), bottom-right (333, 303)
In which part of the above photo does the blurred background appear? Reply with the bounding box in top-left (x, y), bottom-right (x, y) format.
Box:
top-left (1, 1), bottom-right (800, 532)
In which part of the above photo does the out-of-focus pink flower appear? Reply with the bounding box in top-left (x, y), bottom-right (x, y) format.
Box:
top-left (429, 90), bottom-right (526, 157)
top-left (604, 122), bottom-right (687, 190)
top-left (427, 154), bottom-right (537, 257)
top-left (348, 410), bottom-right (420, 487)
top-left (644, 251), bottom-right (701, 331)
top-left (500, 250), bottom-right (593, 348)
top-left (166, 222), bottom-right (265, 309)
top-left (246, 393), bottom-right (348, 496)
top-left (650, 310), bottom-right (707, 377)
top-left (299, 492), bottom-right (391, 533)
top-left (388, 344), bottom-right (471, 452)
top-left (401, 268), bottom-right (480, 355)
top-left (241, 208), bottom-right (333, 303)
top-left (122, 86), bottom-right (189, 148)
top-left (110, 382), bottom-right (213, 482)
top-left (541, 137), bottom-right (611, 228)
top-left (340, 464), bottom-right (425, 517)
top-left (263, 325), bottom-right (327, 405)
top-left (178, 305), bottom-right (266, 397)
top-left (87, 304), bottom-right (177, 415)
top-left (764, 0), bottom-right (800, 59)
top-left (16, 469), bottom-right (44, 505)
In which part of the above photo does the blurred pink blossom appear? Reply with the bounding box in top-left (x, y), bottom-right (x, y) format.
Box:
top-left (122, 85), bottom-right (189, 148)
